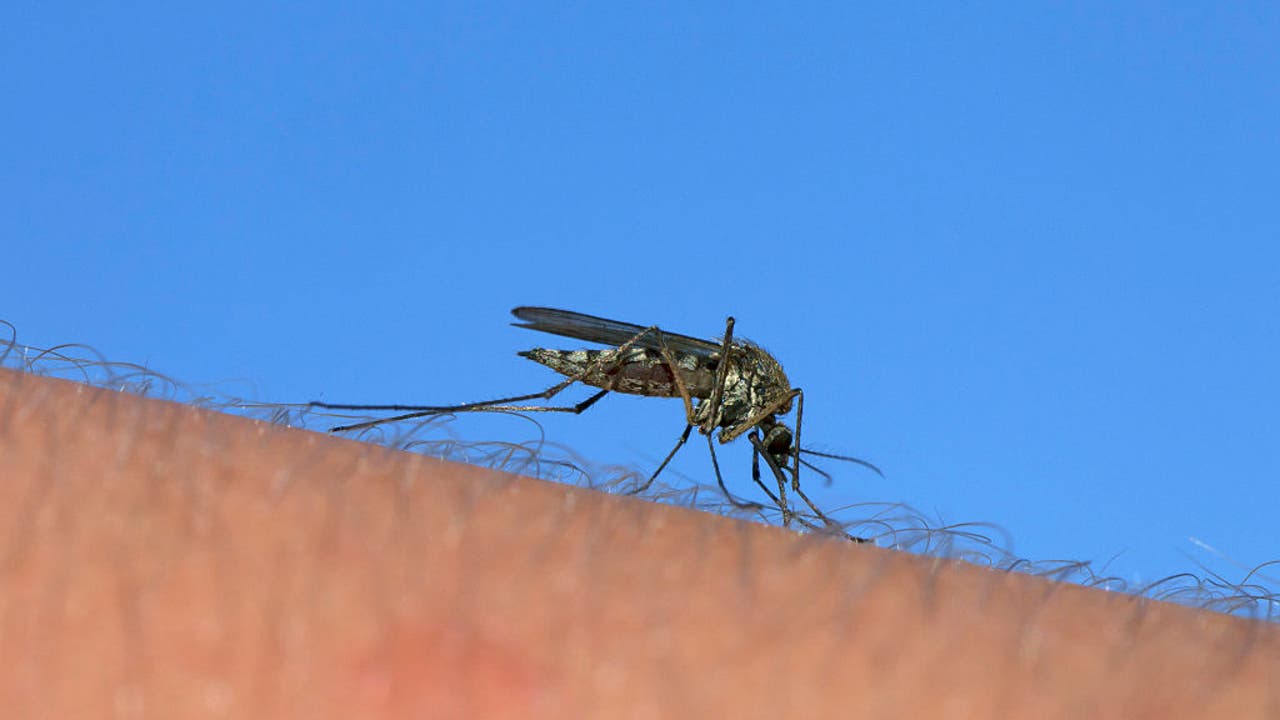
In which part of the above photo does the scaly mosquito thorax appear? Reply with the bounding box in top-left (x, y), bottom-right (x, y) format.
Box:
top-left (711, 342), bottom-right (794, 429)
top-left (520, 347), bottom-right (719, 399)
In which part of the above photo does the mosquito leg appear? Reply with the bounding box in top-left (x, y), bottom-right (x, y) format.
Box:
top-left (529, 324), bottom-right (707, 494)
top-left (652, 330), bottom-right (697, 427)
top-left (705, 433), bottom-right (767, 511)
top-left (792, 482), bottom-right (870, 543)
top-left (747, 435), bottom-right (855, 536)
top-left (631, 421), bottom-right (763, 508)
top-left (749, 439), bottom-right (846, 535)
top-left (700, 316), bottom-right (737, 432)
top-left (608, 326), bottom-right (721, 496)
top-left (791, 389), bottom-right (804, 493)
top-left (315, 320), bottom-right (677, 433)
top-left (748, 431), bottom-right (793, 527)
top-left (751, 431), bottom-right (868, 543)
top-left (785, 501), bottom-right (853, 537)
top-left (629, 423), bottom-right (693, 495)
top-left (544, 323), bottom-right (713, 493)
top-left (750, 437), bottom-right (793, 526)
top-left (716, 388), bottom-right (800, 445)
top-left (323, 388), bottom-right (611, 433)
top-left (749, 444), bottom-right (786, 509)
top-left (312, 374), bottom-right (586, 416)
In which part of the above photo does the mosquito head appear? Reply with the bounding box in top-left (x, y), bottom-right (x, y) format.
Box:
top-left (758, 416), bottom-right (795, 467)
top-left (756, 415), bottom-right (884, 483)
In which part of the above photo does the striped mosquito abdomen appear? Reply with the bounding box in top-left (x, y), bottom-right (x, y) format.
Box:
top-left (520, 348), bottom-right (718, 399)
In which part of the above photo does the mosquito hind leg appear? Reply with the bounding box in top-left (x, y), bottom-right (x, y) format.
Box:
top-left (320, 387), bottom-right (611, 433)
top-left (315, 320), bottom-right (679, 433)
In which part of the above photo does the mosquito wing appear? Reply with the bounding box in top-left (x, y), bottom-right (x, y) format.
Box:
top-left (511, 307), bottom-right (723, 359)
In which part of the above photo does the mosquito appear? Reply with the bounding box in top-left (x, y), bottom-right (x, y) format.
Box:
top-left (309, 307), bottom-right (881, 538)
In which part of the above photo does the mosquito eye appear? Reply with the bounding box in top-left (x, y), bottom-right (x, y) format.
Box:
top-left (764, 425), bottom-right (792, 455)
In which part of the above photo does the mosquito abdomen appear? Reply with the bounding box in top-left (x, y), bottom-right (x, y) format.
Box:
top-left (520, 348), bottom-right (717, 399)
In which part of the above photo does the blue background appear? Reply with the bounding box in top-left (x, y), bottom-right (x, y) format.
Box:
top-left (4, 4), bottom-right (1277, 593)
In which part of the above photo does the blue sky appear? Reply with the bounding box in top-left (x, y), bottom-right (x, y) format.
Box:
top-left (4, 4), bottom-right (1277, 593)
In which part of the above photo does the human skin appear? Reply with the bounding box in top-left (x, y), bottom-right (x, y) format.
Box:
top-left (0, 368), bottom-right (1277, 718)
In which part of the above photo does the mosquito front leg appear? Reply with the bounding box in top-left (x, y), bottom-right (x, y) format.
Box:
top-left (749, 445), bottom-right (786, 510)
top-left (790, 388), bottom-right (805, 493)
top-left (640, 318), bottom-right (762, 509)
top-left (750, 431), bottom-right (866, 542)
top-left (699, 316), bottom-right (737, 432)
top-left (749, 435), bottom-right (838, 535)
top-left (751, 435), bottom-right (792, 527)
top-left (717, 388), bottom-right (801, 445)
top-left (791, 480), bottom-right (870, 543)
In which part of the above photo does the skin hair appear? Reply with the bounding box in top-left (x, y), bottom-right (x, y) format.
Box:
top-left (1, 368), bottom-right (1278, 718)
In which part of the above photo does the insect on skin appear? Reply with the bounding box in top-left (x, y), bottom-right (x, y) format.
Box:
top-left (309, 307), bottom-right (881, 539)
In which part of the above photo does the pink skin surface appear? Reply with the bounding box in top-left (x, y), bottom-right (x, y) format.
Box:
top-left (1, 369), bottom-right (1277, 719)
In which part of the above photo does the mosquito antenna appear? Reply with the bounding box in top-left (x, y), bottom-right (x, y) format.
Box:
top-left (798, 448), bottom-right (884, 478)
top-left (796, 456), bottom-right (835, 486)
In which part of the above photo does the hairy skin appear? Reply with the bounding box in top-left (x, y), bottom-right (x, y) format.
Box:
top-left (0, 369), bottom-right (1277, 718)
